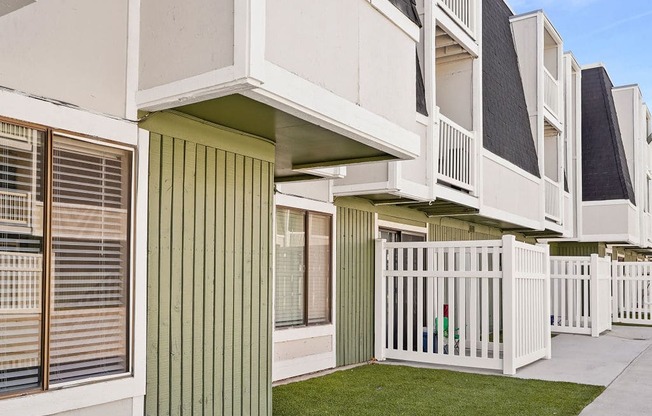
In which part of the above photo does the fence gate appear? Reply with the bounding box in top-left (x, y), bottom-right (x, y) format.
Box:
top-left (549, 255), bottom-right (612, 337)
top-left (613, 263), bottom-right (652, 325)
top-left (374, 235), bottom-right (550, 375)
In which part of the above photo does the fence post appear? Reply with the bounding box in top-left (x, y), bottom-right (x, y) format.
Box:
top-left (538, 243), bottom-right (552, 359)
top-left (607, 257), bottom-right (613, 331)
top-left (612, 264), bottom-right (620, 324)
top-left (590, 254), bottom-right (600, 337)
top-left (502, 235), bottom-right (517, 375)
top-left (374, 239), bottom-right (387, 361)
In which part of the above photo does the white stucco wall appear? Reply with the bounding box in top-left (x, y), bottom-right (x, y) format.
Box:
top-left (481, 154), bottom-right (541, 225)
top-left (510, 15), bottom-right (539, 144)
top-left (401, 121), bottom-right (429, 187)
top-left (139, 0), bottom-right (234, 90)
top-left (266, 0), bottom-right (416, 131)
top-left (0, 0), bottom-right (128, 117)
top-left (436, 58), bottom-right (474, 131)
top-left (613, 88), bottom-right (636, 187)
top-left (582, 201), bottom-right (636, 241)
top-left (334, 161), bottom-right (390, 187)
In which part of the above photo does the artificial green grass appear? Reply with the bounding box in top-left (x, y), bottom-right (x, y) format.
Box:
top-left (273, 364), bottom-right (603, 416)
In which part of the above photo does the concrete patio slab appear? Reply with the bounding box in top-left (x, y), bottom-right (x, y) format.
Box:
top-left (515, 326), bottom-right (652, 386)
top-left (580, 341), bottom-right (652, 415)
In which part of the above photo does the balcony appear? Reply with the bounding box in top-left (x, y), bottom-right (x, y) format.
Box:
top-left (0, 190), bottom-right (31, 229)
top-left (332, 109), bottom-right (479, 216)
top-left (438, 113), bottom-right (475, 193)
top-left (436, 0), bottom-right (477, 40)
top-left (544, 67), bottom-right (560, 118)
top-left (0, 251), bottom-right (42, 313)
top-left (545, 177), bottom-right (561, 223)
top-left (138, 0), bottom-right (421, 181)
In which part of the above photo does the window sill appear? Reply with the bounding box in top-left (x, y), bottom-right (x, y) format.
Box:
top-left (0, 375), bottom-right (144, 416)
top-left (274, 324), bottom-right (335, 343)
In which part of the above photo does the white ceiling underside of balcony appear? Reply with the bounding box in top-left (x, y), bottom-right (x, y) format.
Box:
top-left (435, 26), bottom-right (472, 64)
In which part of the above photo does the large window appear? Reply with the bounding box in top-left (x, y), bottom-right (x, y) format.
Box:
top-left (275, 207), bottom-right (331, 328)
top-left (0, 118), bottom-right (132, 396)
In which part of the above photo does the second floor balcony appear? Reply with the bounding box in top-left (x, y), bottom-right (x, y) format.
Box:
top-left (436, 0), bottom-right (477, 40)
top-left (138, 0), bottom-right (421, 181)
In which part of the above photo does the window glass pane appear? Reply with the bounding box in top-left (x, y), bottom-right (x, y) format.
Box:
top-left (275, 208), bottom-right (305, 328)
top-left (307, 213), bottom-right (330, 325)
top-left (49, 136), bottom-right (130, 384)
top-left (0, 121), bottom-right (44, 394)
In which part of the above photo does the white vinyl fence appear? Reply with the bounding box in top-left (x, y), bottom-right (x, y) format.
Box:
top-left (613, 263), bottom-right (652, 325)
top-left (549, 255), bottom-right (612, 337)
top-left (374, 235), bottom-right (550, 375)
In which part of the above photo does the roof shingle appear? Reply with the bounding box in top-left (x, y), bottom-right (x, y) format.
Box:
top-left (581, 67), bottom-right (636, 204)
top-left (388, 0), bottom-right (421, 27)
top-left (482, 0), bottom-right (540, 177)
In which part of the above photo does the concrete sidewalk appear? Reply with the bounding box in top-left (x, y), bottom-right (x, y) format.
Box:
top-left (515, 326), bottom-right (652, 415)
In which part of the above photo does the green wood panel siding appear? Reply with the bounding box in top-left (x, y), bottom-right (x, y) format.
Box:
top-left (147, 129), bottom-right (273, 416)
top-left (428, 223), bottom-right (500, 241)
top-left (549, 243), bottom-right (601, 257)
top-left (336, 206), bottom-right (375, 366)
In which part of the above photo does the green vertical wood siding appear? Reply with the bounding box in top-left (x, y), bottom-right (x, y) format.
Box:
top-left (336, 206), bottom-right (375, 366)
top-left (428, 223), bottom-right (501, 241)
top-left (549, 243), bottom-right (601, 257)
top-left (146, 116), bottom-right (273, 416)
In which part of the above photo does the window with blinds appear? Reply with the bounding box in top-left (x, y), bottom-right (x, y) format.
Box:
top-left (0, 119), bottom-right (132, 397)
top-left (0, 121), bottom-right (44, 394)
top-left (275, 207), bottom-right (331, 328)
top-left (49, 136), bottom-right (130, 384)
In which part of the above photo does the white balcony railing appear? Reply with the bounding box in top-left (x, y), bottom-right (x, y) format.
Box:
top-left (438, 114), bottom-right (475, 193)
top-left (0, 251), bottom-right (42, 312)
top-left (0, 190), bottom-right (30, 227)
top-left (438, 0), bottom-right (476, 39)
top-left (545, 177), bottom-right (561, 222)
top-left (543, 68), bottom-right (560, 117)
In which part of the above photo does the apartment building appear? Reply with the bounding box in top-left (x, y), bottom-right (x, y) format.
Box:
top-left (272, 0), bottom-right (584, 380)
top-left (0, 0), bottom-right (648, 415)
top-left (550, 65), bottom-right (652, 261)
top-left (0, 0), bottom-right (421, 415)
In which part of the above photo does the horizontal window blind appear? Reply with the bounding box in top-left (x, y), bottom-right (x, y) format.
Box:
top-left (275, 208), bottom-right (304, 328)
top-left (49, 136), bottom-right (130, 385)
top-left (308, 213), bottom-right (330, 325)
top-left (0, 123), bottom-right (43, 394)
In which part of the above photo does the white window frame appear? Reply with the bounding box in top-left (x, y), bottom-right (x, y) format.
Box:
top-left (376, 218), bottom-right (429, 240)
top-left (0, 89), bottom-right (147, 416)
top-left (272, 193), bottom-right (336, 381)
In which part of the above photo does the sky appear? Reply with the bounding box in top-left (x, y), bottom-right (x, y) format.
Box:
top-left (507, 0), bottom-right (652, 104)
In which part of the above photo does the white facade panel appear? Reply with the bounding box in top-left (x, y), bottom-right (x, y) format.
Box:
top-left (139, 0), bottom-right (235, 90)
top-left (582, 202), bottom-right (633, 240)
top-left (481, 154), bottom-right (541, 225)
top-left (266, 0), bottom-right (416, 131)
top-left (0, 0), bottom-right (128, 117)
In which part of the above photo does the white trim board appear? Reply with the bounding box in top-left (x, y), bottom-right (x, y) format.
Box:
top-left (0, 88), bottom-right (138, 145)
top-left (275, 193), bottom-right (336, 215)
top-left (378, 219), bottom-right (428, 236)
top-left (367, 0), bottom-right (421, 42)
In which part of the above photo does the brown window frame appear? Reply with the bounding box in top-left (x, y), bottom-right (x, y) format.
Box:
top-left (275, 206), bottom-right (333, 329)
top-left (0, 116), bottom-right (135, 398)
